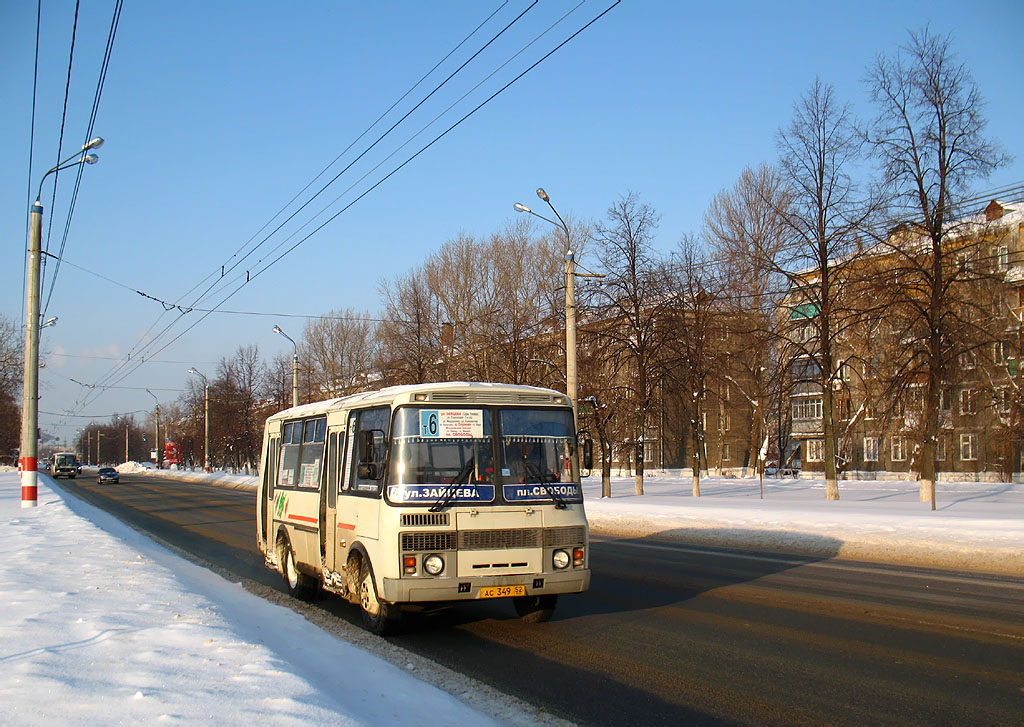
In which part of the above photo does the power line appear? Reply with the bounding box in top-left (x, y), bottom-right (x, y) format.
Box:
top-left (72, 1), bottom-right (534, 406)
top-left (41, 0), bottom-right (124, 320)
top-left (70, 3), bottom-right (621, 412)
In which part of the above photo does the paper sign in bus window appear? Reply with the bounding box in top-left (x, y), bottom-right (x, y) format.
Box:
top-left (419, 409), bottom-right (484, 439)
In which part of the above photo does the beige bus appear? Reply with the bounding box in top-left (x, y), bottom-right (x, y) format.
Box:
top-left (256, 381), bottom-right (591, 633)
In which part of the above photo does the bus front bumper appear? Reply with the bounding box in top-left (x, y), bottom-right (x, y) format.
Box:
top-left (382, 568), bottom-right (590, 604)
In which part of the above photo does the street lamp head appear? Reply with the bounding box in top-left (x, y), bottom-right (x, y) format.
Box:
top-left (536, 188), bottom-right (550, 202)
top-left (187, 367), bottom-right (197, 375)
top-left (83, 137), bottom-right (104, 151)
top-left (514, 203), bottom-right (531, 214)
top-left (83, 153), bottom-right (99, 165)
top-left (272, 325), bottom-right (283, 334)
top-left (41, 317), bottom-right (58, 329)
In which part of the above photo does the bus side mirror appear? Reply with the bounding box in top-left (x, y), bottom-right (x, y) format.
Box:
top-left (358, 429), bottom-right (385, 480)
top-left (359, 431), bottom-right (375, 464)
top-left (580, 436), bottom-right (593, 470)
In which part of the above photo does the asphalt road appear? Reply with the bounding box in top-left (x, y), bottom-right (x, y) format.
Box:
top-left (56, 472), bottom-right (1024, 726)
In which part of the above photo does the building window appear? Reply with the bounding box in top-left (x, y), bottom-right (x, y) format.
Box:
top-left (995, 245), bottom-right (1009, 271)
top-left (720, 413), bottom-right (731, 432)
top-left (720, 383), bottom-right (730, 401)
top-left (837, 398), bottom-right (851, 421)
top-left (998, 388), bottom-right (1012, 413)
top-left (994, 341), bottom-right (1008, 365)
top-left (863, 437), bottom-right (879, 462)
top-left (960, 389), bottom-right (976, 415)
top-left (793, 398), bottom-right (823, 420)
top-left (891, 436), bottom-right (906, 462)
top-left (959, 351), bottom-right (976, 370)
top-left (806, 439), bottom-right (823, 462)
top-left (722, 443), bottom-right (730, 461)
top-left (936, 436), bottom-right (946, 462)
top-left (940, 388), bottom-right (952, 412)
top-left (960, 433), bottom-right (978, 461)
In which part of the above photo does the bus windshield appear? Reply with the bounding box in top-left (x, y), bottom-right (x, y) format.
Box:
top-left (386, 406), bottom-right (580, 506)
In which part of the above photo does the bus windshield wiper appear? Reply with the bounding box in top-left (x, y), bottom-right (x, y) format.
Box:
top-left (523, 462), bottom-right (567, 509)
top-left (429, 456), bottom-right (476, 512)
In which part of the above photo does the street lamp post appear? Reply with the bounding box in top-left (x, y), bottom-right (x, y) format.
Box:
top-left (146, 389), bottom-right (161, 468)
top-left (19, 137), bottom-right (102, 508)
top-left (273, 325), bottom-right (299, 408)
top-left (187, 368), bottom-right (210, 471)
top-left (514, 188), bottom-right (595, 428)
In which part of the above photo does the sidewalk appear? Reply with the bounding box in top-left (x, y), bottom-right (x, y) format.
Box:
top-left (0, 472), bottom-right (560, 727)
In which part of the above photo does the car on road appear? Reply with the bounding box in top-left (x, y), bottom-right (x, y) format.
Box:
top-left (97, 467), bottom-right (119, 484)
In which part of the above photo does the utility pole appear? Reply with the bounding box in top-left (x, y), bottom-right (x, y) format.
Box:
top-left (18, 201), bottom-right (43, 507)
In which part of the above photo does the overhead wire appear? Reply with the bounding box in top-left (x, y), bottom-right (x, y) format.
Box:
top-left (73, 2), bottom-right (620, 411)
top-left (74, 0), bottom-right (532, 406)
top-left (41, 0), bottom-right (80, 279)
top-left (41, 0), bottom-right (124, 321)
top-left (85, 0), bottom-right (624, 394)
top-left (21, 0), bottom-right (43, 328)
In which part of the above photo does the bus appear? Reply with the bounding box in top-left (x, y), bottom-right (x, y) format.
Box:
top-left (51, 452), bottom-right (80, 479)
top-left (256, 382), bottom-right (592, 633)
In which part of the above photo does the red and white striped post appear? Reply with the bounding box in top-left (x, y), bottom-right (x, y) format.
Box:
top-left (19, 200), bottom-right (43, 508)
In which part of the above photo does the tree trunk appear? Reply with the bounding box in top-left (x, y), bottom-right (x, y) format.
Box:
top-left (691, 430), bottom-right (701, 497)
top-left (634, 440), bottom-right (644, 495)
top-left (601, 439), bottom-right (612, 498)
top-left (822, 384), bottom-right (840, 500)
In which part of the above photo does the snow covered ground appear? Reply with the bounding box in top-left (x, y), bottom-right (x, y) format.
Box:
top-left (0, 472), bottom-right (561, 727)
top-left (1, 465), bottom-right (1020, 726)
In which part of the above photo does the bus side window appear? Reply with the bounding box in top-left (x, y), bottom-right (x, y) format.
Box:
top-left (340, 415), bottom-right (357, 494)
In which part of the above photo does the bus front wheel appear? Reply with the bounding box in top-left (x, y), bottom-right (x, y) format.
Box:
top-left (358, 559), bottom-right (401, 636)
top-left (513, 594), bottom-right (557, 623)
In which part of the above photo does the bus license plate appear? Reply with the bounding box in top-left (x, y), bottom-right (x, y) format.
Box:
top-left (479, 585), bottom-right (525, 599)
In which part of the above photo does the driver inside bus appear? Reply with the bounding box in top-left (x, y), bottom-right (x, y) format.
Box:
top-left (504, 439), bottom-right (546, 483)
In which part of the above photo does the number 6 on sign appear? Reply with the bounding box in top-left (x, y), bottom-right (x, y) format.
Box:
top-left (421, 410), bottom-right (439, 438)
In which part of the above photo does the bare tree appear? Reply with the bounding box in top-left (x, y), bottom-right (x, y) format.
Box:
top-left (704, 164), bottom-right (792, 477)
top-left (0, 314), bottom-right (22, 460)
top-left (213, 345), bottom-right (268, 471)
top-left (663, 236), bottom-right (730, 496)
top-left (866, 27), bottom-right (1009, 508)
top-left (300, 310), bottom-right (377, 397)
top-left (590, 192), bottom-right (666, 495)
top-left (378, 266), bottom-right (444, 385)
top-left (777, 78), bottom-right (875, 500)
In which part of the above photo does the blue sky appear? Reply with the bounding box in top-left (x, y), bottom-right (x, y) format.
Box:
top-left (2, 1), bottom-right (1022, 442)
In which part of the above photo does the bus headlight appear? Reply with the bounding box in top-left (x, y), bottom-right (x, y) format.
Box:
top-left (423, 554), bottom-right (445, 576)
top-left (552, 549), bottom-right (571, 570)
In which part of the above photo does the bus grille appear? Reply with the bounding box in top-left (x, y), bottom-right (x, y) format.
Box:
top-left (401, 532), bottom-right (456, 551)
top-left (401, 513), bottom-right (450, 527)
top-left (543, 526), bottom-right (586, 546)
top-left (459, 528), bottom-right (542, 550)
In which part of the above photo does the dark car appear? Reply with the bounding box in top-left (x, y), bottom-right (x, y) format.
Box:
top-left (97, 467), bottom-right (119, 484)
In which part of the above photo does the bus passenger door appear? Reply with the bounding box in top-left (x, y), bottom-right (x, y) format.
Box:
top-left (334, 417), bottom-right (358, 571)
top-left (323, 426), bottom-right (344, 573)
top-left (261, 435), bottom-right (279, 552)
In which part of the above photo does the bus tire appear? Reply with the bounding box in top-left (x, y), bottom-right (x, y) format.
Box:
top-left (513, 594), bottom-right (557, 623)
top-left (279, 534), bottom-right (319, 601)
top-left (358, 558), bottom-right (401, 636)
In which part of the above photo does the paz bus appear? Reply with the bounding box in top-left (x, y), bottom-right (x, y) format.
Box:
top-left (256, 381), bottom-right (592, 633)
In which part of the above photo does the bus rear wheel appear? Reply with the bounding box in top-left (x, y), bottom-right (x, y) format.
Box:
top-left (513, 594), bottom-right (557, 623)
top-left (279, 536), bottom-right (319, 601)
top-left (358, 559), bottom-right (401, 636)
